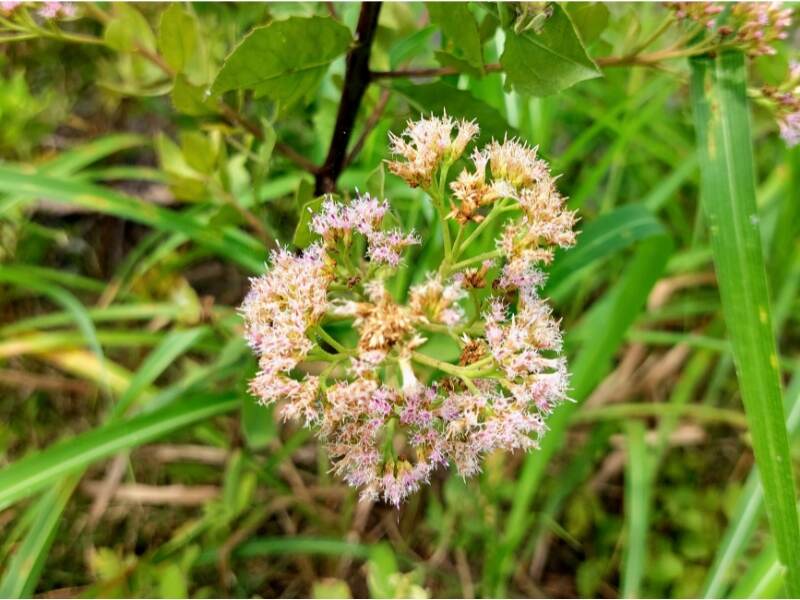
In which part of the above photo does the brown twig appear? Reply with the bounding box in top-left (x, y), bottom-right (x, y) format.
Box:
top-left (370, 63), bottom-right (503, 80)
top-left (315, 2), bottom-right (383, 194)
top-left (81, 481), bottom-right (220, 505)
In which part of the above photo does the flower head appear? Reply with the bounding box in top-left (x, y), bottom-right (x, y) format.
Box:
top-left (242, 115), bottom-right (576, 506)
top-left (37, 1), bottom-right (75, 19)
top-left (388, 113), bottom-right (479, 188)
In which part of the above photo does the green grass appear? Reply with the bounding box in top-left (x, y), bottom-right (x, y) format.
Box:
top-left (1, 3), bottom-right (799, 598)
top-left (690, 51), bottom-right (800, 597)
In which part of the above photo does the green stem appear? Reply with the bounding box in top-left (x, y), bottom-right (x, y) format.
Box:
top-left (314, 326), bottom-right (352, 355)
top-left (448, 249), bottom-right (503, 274)
top-left (576, 402), bottom-right (748, 429)
top-left (454, 200), bottom-right (516, 262)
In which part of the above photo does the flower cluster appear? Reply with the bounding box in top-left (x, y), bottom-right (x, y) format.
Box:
top-left (0, 1), bottom-right (76, 18)
top-left (669, 2), bottom-right (792, 57)
top-left (388, 113), bottom-right (479, 188)
top-left (761, 62), bottom-right (800, 147)
top-left (243, 115), bottom-right (577, 506)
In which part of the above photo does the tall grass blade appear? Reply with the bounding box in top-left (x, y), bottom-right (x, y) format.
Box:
top-left (701, 372), bottom-right (800, 598)
top-left (621, 421), bottom-right (651, 598)
top-left (0, 393), bottom-right (239, 510)
top-left (0, 166), bottom-right (265, 273)
top-left (689, 51), bottom-right (800, 596)
top-left (0, 475), bottom-right (80, 598)
top-left (484, 224), bottom-right (673, 595)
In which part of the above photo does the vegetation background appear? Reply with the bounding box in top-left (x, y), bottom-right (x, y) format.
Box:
top-left (1, 1), bottom-right (799, 598)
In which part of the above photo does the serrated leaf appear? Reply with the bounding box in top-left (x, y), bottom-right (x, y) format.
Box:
top-left (158, 4), bottom-right (198, 74)
top-left (500, 3), bottom-right (601, 97)
top-left (427, 3), bottom-right (484, 73)
top-left (212, 16), bottom-right (352, 108)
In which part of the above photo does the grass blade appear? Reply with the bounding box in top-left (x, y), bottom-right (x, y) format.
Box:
top-left (0, 475), bottom-right (80, 598)
top-left (0, 393), bottom-right (239, 511)
top-left (689, 51), bottom-right (800, 596)
top-left (0, 165), bottom-right (265, 273)
top-left (112, 326), bottom-right (210, 418)
top-left (621, 421), bottom-right (651, 598)
top-left (483, 224), bottom-right (673, 596)
top-left (701, 372), bottom-right (800, 597)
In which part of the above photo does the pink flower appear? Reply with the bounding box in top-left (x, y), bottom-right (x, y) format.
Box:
top-left (37, 1), bottom-right (75, 19)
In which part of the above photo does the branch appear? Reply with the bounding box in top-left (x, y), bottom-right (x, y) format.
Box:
top-left (370, 63), bottom-right (504, 80)
top-left (314, 2), bottom-right (383, 194)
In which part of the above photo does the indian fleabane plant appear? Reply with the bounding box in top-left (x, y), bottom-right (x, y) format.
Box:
top-left (242, 114), bottom-right (577, 507)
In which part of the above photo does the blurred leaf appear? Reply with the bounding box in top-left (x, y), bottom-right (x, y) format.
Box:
top-left (171, 74), bottom-right (218, 116)
top-left (500, 4), bottom-right (601, 97)
top-left (158, 563), bottom-right (187, 599)
top-left (242, 398), bottom-right (276, 450)
top-left (366, 544), bottom-right (427, 599)
top-left (292, 179), bottom-right (322, 248)
top-left (212, 16), bottom-right (352, 108)
top-left (0, 393), bottom-right (240, 510)
top-left (393, 81), bottom-right (516, 145)
top-left (313, 578), bottom-right (353, 599)
top-left (427, 3), bottom-right (483, 73)
top-left (0, 164), bottom-right (266, 272)
top-left (158, 4), bottom-right (198, 74)
top-left (622, 421), bottom-right (653, 599)
top-left (545, 204), bottom-right (667, 302)
top-left (103, 4), bottom-right (156, 53)
top-left (366, 163), bottom-right (386, 199)
top-left (0, 476), bottom-right (79, 598)
top-left (564, 2), bottom-right (610, 45)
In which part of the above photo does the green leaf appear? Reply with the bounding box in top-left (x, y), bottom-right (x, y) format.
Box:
top-left (0, 476), bottom-right (79, 598)
top-left (313, 578), bottom-right (353, 599)
top-left (484, 221), bottom-right (673, 596)
top-left (544, 204), bottom-right (667, 302)
top-left (0, 164), bottom-right (265, 273)
top-left (701, 372), bottom-right (800, 598)
top-left (158, 4), bottom-right (198, 74)
top-left (366, 163), bottom-right (385, 199)
top-left (113, 327), bottom-right (209, 418)
top-left (427, 3), bottom-right (484, 73)
top-left (0, 266), bottom-right (104, 367)
top-left (171, 74), bottom-right (218, 116)
top-left (212, 16), bottom-right (352, 108)
top-left (500, 3), bottom-right (601, 97)
top-left (241, 397), bottom-right (276, 451)
top-left (0, 393), bottom-right (240, 511)
top-left (621, 421), bottom-right (653, 599)
top-left (103, 4), bottom-right (156, 53)
top-left (563, 2), bottom-right (610, 45)
top-left (392, 80), bottom-right (517, 145)
top-left (158, 563), bottom-right (188, 599)
top-left (690, 51), bottom-right (800, 597)
top-left (292, 179), bottom-right (322, 248)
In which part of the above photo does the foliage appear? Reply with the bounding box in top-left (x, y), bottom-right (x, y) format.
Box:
top-left (0, 1), bottom-right (799, 598)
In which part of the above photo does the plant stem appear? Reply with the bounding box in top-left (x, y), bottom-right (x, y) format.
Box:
top-left (454, 200), bottom-right (516, 262)
top-left (448, 249), bottom-right (503, 274)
